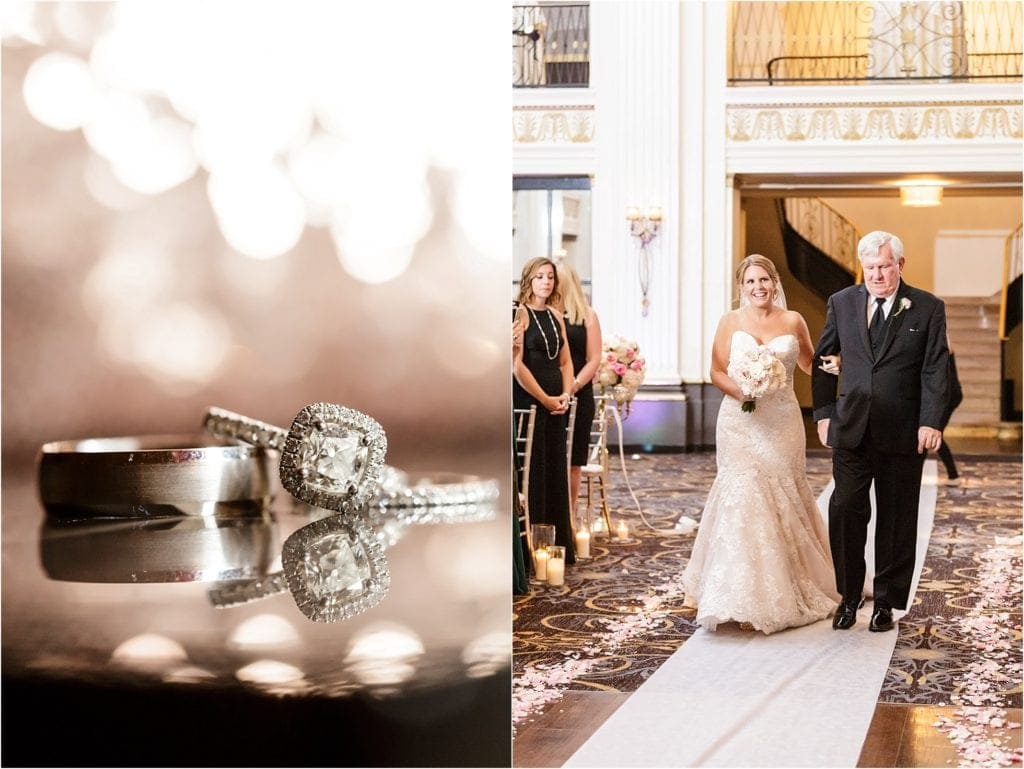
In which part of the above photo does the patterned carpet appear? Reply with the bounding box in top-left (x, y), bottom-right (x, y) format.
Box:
top-left (513, 452), bottom-right (1022, 707)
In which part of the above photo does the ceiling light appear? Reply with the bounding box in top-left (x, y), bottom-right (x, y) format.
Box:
top-left (900, 185), bottom-right (943, 207)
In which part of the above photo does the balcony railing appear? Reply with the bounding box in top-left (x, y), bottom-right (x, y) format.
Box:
top-left (513, 3), bottom-right (590, 88)
top-left (730, 1), bottom-right (1023, 85)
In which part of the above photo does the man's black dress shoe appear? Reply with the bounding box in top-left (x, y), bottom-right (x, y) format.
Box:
top-left (832, 599), bottom-right (860, 630)
top-left (869, 605), bottom-right (894, 632)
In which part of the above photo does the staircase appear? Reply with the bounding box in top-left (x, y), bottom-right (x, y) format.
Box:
top-left (944, 296), bottom-right (1002, 426)
top-left (776, 198), bottom-right (858, 301)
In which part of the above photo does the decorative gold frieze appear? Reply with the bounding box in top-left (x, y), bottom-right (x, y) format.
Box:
top-left (513, 107), bottom-right (595, 144)
top-left (727, 102), bottom-right (1022, 143)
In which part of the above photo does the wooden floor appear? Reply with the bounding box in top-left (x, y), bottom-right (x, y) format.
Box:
top-left (859, 704), bottom-right (1022, 767)
top-left (514, 692), bottom-right (1023, 767)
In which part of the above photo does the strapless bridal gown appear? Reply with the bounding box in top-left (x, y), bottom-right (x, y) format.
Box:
top-left (682, 331), bottom-right (840, 634)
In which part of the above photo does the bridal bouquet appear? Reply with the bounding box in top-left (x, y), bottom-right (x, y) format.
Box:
top-left (727, 346), bottom-right (785, 413)
top-left (595, 334), bottom-right (646, 403)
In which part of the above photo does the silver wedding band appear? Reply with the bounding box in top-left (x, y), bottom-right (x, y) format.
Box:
top-left (38, 435), bottom-right (271, 519)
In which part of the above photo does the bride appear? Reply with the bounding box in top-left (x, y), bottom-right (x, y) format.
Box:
top-left (682, 254), bottom-right (841, 634)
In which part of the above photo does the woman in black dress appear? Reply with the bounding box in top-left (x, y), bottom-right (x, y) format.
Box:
top-left (556, 261), bottom-right (603, 528)
top-left (513, 257), bottom-right (576, 564)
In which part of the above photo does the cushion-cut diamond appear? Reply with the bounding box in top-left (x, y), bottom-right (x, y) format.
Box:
top-left (299, 425), bottom-right (367, 492)
top-left (303, 531), bottom-right (370, 600)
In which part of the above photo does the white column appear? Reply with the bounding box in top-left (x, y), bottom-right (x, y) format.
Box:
top-left (591, 1), bottom-right (682, 386)
top-left (682, 1), bottom-right (732, 383)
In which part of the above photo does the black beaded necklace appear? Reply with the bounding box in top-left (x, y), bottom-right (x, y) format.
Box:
top-left (527, 306), bottom-right (560, 360)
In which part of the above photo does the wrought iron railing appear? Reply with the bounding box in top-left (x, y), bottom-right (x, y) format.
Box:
top-left (731, 1), bottom-right (1023, 85)
top-left (765, 52), bottom-right (1021, 84)
top-left (513, 3), bottom-right (590, 87)
top-left (1000, 223), bottom-right (1022, 340)
top-left (783, 198), bottom-right (861, 277)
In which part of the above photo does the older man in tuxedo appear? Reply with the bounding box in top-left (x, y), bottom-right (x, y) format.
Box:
top-left (812, 231), bottom-right (949, 632)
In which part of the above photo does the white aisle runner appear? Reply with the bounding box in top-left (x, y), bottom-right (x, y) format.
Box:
top-left (565, 461), bottom-right (938, 768)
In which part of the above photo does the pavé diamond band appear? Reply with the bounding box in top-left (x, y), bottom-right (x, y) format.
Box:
top-left (204, 405), bottom-right (500, 511)
top-left (375, 468), bottom-right (500, 510)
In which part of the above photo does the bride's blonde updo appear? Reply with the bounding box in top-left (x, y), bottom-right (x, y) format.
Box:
top-left (735, 253), bottom-right (781, 288)
top-left (735, 254), bottom-right (784, 307)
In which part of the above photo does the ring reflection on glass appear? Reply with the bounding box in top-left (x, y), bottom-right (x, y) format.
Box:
top-left (40, 515), bottom-right (279, 583)
top-left (208, 499), bottom-right (497, 622)
top-left (203, 403), bottom-right (387, 515)
top-left (38, 435), bottom-right (271, 519)
top-left (208, 513), bottom-right (389, 623)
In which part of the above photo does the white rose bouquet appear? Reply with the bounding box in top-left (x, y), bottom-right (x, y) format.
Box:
top-left (727, 345), bottom-right (786, 413)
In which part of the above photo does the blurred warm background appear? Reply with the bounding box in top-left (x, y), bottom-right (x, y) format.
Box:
top-left (1, 2), bottom-right (509, 475)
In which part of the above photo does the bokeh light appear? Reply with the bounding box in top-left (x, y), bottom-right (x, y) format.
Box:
top-left (345, 624), bottom-right (425, 686)
top-left (229, 614), bottom-right (301, 649)
top-left (236, 659), bottom-right (305, 685)
top-left (112, 633), bottom-right (188, 666)
top-left (461, 631), bottom-right (510, 678)
top-left (22, 51), bottom-right (95, 130)
top-left (207, 165), bottom-right (307, 260)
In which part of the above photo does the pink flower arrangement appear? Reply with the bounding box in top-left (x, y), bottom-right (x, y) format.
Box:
top-left (595, 335), bottom-right (646, 401)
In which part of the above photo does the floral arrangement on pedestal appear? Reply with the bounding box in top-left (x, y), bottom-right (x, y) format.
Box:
top-left (595, 334), bottom-right (646, 410)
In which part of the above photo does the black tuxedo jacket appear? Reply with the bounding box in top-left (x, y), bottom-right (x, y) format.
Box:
top-left (812, 281), bottom-right (949, 455)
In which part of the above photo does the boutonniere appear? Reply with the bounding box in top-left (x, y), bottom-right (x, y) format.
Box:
top-left (892, 297), bottom-right (912, 317)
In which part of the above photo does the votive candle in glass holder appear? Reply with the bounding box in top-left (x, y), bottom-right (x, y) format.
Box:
top-left (530, 523), bottom-right (556, 551)
top-left (533, 547), bottom-right (549, 581)
top-left (574, 528), bottom-right (591, 559)
top-left (546, 545), bottom-right (565, 586)
top-left (530, 523), bottom-right (556, 581)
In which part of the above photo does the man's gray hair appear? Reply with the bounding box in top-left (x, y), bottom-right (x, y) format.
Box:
top-left (858, 230), bottom-right (904, 262)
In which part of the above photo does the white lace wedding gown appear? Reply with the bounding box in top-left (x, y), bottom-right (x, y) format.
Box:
top-left (682, 331), bottom-right (840, 634)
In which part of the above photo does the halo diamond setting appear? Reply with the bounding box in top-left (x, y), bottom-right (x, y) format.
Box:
top-left (282, 513), bottom-right (390, 622)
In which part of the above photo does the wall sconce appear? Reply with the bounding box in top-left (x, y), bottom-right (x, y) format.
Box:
top-left (900, 184), bottom-right (943, 207)
top-left (626, 206), bottom-right (662, 316)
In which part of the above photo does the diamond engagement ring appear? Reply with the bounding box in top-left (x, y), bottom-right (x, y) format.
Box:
top-left (203, 403), bottom-right (387, 514)
top-left (203, 404), bottom-right (500, 512)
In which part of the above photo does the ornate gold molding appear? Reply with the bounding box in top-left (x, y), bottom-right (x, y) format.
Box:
top-left (727, 102), bottom-right (1022, 142)
top-left (513, 106), bottom-right (595, 144)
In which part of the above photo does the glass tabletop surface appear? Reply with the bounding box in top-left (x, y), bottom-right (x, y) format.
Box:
top-left (2, 451), bottom-right (511, 768)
